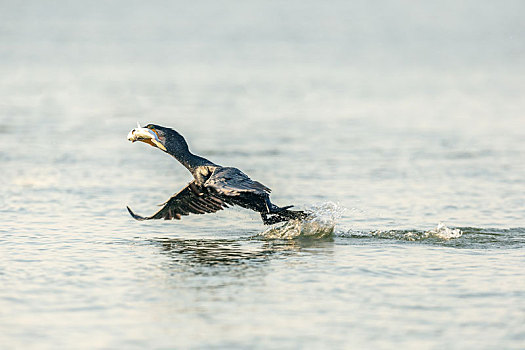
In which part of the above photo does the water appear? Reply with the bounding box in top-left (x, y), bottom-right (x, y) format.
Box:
top-left (1, 1), bottom-right (524, 349)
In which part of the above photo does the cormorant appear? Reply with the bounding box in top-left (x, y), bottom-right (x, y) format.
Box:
top-left (126, 123), bottom-right (307, 225)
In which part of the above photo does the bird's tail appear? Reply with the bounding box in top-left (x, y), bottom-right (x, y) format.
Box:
top-left (261, 205), bottom-right (309, 225)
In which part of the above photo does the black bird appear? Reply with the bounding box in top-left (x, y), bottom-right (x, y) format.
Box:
top-left (126, 123), bottom-right (307, 225)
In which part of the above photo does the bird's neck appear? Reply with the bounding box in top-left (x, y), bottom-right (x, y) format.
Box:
top-left (170, 149), bottom-right (216, 177)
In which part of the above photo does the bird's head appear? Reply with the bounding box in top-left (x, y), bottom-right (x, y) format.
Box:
top-left (127, 123), bottom-right (189, 155)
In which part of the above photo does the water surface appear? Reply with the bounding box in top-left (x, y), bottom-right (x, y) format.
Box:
top-left (1, 1), bottom-right (524, 349)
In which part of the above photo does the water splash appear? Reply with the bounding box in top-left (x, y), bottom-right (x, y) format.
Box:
top-left (425, 223), bottom-right (463, 240)
top-left (342, 222), bottom-right (463, 241)
top-left (259, 202), bottom-right (346, 240)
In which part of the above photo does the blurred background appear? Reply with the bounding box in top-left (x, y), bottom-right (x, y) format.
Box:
top-left (1, 0), bottom-right (524, 228)
top-left (1, 1), bottom-right (524, 349)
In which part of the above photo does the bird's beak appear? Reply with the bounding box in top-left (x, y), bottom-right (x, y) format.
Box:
top-left (127, 127), bottom-right (167, 151)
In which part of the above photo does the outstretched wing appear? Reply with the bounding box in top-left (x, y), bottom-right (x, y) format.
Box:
top-left (205, 167), bottom-right (271, 196)
top-left (127, 181), bottom-right (229, 221)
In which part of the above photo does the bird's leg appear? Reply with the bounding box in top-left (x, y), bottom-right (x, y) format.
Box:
top-left (264, 196), bottom-right (293, 214)
top-left (264, 197), bottom-right (272, 213)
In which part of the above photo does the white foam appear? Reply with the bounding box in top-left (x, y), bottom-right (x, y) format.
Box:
top-left (366, 222), bottom-right (463, 241)
top-left (426, 222), bottom-right (463, 240)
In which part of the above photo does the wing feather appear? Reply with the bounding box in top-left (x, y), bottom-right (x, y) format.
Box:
top-left (127, 167), bottom-right (272, 222)
top-left (127, 181), bottom-right (228, 221)
top-left (204, 167), bottom-right (271, 196)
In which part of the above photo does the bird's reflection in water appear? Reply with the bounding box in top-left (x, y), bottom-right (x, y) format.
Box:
top-left (149, 236), bottom-right (334, 275)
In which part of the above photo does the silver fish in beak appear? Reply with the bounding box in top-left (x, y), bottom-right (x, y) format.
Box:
top-left (127, 123), bottom-right (167, 151)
